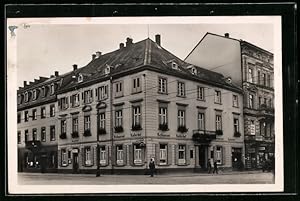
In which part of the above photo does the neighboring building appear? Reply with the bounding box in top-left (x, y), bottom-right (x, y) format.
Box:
top-left (54, 35), bottom-right (244, 174)
top-left (17, 73), bottom-right (60, 172)
top-left (185, 32), bottom-right (274, 169)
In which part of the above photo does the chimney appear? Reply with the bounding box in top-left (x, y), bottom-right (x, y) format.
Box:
top-left (224, 33), bottom-right (229, 38)
top-left (73, 64), bottom-right (78, 71)
top-left (126, 37), bottom-right (133, 47)
top-left (96, 51), bottom-right (102, 58)
top-left (23, 81), bottom-right (27, 86)
top-left (119, 43), bottom-right (124, 49)
top-left (155, 34), bottom-right (161, 46)
top-left (92, 54), bottom-right (96, 60)
top-left (54, 71), bottom-right (59, 77)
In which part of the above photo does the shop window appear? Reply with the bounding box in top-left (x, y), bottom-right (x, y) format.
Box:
top-left (100, 146), bottom-right (106, 165)
top-left (134, 144), bottom-right (142, 164)
top-left (84, 147), bottom-right (92, 166)
top-left (159, 144), bottom-right (167, 165)
top-left (61, 149), bottom-right (67, 166)
top-left (178, 145), bottom-right (186, 165)
top-left (116, 145), bottom-right (124, 165)
top-left (216, 146), bottom-right (222, 165)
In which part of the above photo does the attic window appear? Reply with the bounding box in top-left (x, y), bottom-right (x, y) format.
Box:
top-left (191, 67), bottom-right (197, 75)
top-left (172, 62), bottom-right (178, 70)
top-left (78, 74), bottom-right (83, 83)
top-left (105, 66), bottom-right (110, 75)
top-left (32, 89), bottom-right (37, 100)
top-left (24, 92), bottom-right (28, 102)
top-left (50, 83), bottom-right (55, 95)
top-left (41, 86), bottom-right (46, 97)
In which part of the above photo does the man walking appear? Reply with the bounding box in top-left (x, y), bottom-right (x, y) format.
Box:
top-left (213, 160), bottom-right (218, 174)
top-left (149, 158), bottom-right (155, 177)
top-left (207, 158), bottom-right (212, 173)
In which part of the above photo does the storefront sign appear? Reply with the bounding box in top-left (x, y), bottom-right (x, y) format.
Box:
top-left (157, 132), bottom-right (170, 137)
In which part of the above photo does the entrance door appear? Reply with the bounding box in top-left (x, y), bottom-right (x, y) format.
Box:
top-left (199, 146), bottom-right (207, 169)
top-left (72, 153), bottom-right (79, 173)
top-left (232, 148), bottom-right (242, 170)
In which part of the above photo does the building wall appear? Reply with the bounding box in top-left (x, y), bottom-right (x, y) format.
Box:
top-left (185, 34), bottom-right (242, 86)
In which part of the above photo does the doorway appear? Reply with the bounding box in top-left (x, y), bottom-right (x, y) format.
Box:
top-left (72, 153), bottom-right (79, 173)
top-left (199, 145), bottom-right (207, 169)
top-left (232, 148), bottom-right (242, 170)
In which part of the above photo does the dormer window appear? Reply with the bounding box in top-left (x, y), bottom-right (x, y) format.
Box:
top-left (41, 86), bottom-right (46, 97)
top-left (105, 66), bottom-right (110, 75)
top-left (32, 89), bottom-right (37, 100)
top-left (50, 83), bottom-right (55, 95)
top-left (24, 92), bottom-right (28, 102)
top-left (191, 67), bottom-right (197, 75)
top-left (17, 94), bottom-right (21, 104)
top-left (172, 62), bottom-right (178, 70)
top-left (78, 74), bottom-right (83, 83)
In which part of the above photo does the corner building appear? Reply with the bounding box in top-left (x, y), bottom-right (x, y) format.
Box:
top-left (55, 36), bottom-right (244, 174)
top-left (185, 32), bottom-right (274, 170)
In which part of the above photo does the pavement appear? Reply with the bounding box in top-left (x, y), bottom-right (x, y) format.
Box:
top-left (18, 170), bottom-right (274, 185)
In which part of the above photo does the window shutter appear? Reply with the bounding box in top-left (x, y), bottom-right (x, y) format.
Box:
top-left (81, 147), bottom-right (85, 167)
top-left (111, 145), bottom-right (116, 166)
top-left (58, 149), bottom-right (61, 167)
top-left (186, 145), bottom-right (190, 165)
top-left (105, 145), bottom-right (109, 166)
top-left (91, 146), bottom-right (94, 166)
top-left (141, 147), bottom-right (145, 164)
top-left (123, 145), bottom-right (127, 165)
top-left (129, 144), bottom-right (133, 166)
top-left (222, 146), bottom-right (226, 165)
top-left (175, 145), bottom-right (178, 165)
top-left (167, 144), bottom-right (172, 165)
top-left (155, 144), bottom-right (160, 165)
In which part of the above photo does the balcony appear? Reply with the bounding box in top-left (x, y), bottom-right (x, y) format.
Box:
top-left (192, 129), bottom-right (216, 144)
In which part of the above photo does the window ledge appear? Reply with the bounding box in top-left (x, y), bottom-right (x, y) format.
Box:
top-left (197, 98), bottom-right (205, 101)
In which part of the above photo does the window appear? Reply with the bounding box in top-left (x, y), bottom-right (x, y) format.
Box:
top-left (264, 97), bottom-right (267, 105)
top-left (99, 113), bottom-right (105, 129)
top-left (72, 118), bottom-right (78, 132)
top-left (17, 113), bottom-right (21, 123)
top-left (233, 95), bottom-right (238, 107)
top-left (59, 97), bottom-right (68, 110)
top-left (132, 77), bottom-right (142, 93)
top-left (97, 85), bottom-right (108, 101)
top-left (61, 120), bottom-right (67, 134)
top-left (24, 111), bottom-right (29, 122)
top-left (214, 90), bottom-right (222, 104)
top-left (159, 144), bottom-right (167, 165)
top-left (190, 150), bottom-right (194, 159)
top-left (100, 146), bottom-right (106, 165)
top-left (269, 99), bottom-right (273, 108)
top-left (216, 146), bottom-right (222, 165)
top-left (197, 86), bottom-right (205, 101)
top-left (50, 104), bottom-right (55, 117)
top-left (262, 73), bottom-right (266, 86)
top-left (78, 74), bottom-right (83, 83)
top-left (32, 109), bottom-right (37, 120)
top-left (257, 71), bottom-right (261, 85)
top-left (159, 107), bottom-right (168, 125)
top-left (116, 145), bottom-right (124, 165)
top-left (191, 67), bottom-right (197, 75)
top-left (84, 116), bottom-right (91, 131)
top-left (24, 92), bottom-right (28, 102)
top-left (178, 145), bottom-right (186, 165)
top-left (234, 118), bottom-right (239, 133)
top-left (85, 147), bottom-right (92, 166)
top-left (248, 68), bottom-right (253, 83)
top-left (61, 149), bottom-right (67, 166)
top-left (25, 130), bottom-right (28, 142)
top-left (41, 86), bottom-right (46, 97)
top-left (71, 93), bottom-right (80, 107)
top-left (250, 120), bottom-right (255, 135)
top-left (105, 66), bottom-right (110, 75)
top-left (17, 94), bottom-right (21, 105)
top-left (32, 89), bottom-right (37, 100)
top-left (41, 107), bottom-right (46, 118)
top-left (132, 106), bottom-right (141, 127)
top-left (249, 94), bottom-right (254, 109)
top-left (17, 131), bottom-right (21, 144)
top-left (177, 81), bottom-right (185, 97)
top-left (134, 144), bottom-right (142, 164)
top-left (216, 114), bottom-right (222, 130)
top-left (198, 112), bottom-right (205, 130)
top-left (50, 126), bottom-right (55, 141)
top-left (259, 96), bottom-right (262, 107)
top-left (158, 77), bottom-right (167, 94)
top-left (83, 90), bottom-right (93, 104)
top-left (115, 110), bottom-right (123, 127)
top-left (32, 128), bottom-right (37, 141)
top-left (50, 83), bottom-right (55, 95)
top-left (267, 74), bottom-right (271, 87)
top-left (172, 62), bottom-right (178, 69)
top-left (41, 127), bottom-right (46, 142)
top-left (115, 81), bottom-right (123, 97)
top-left (177, 110), bottom-right (185, 127)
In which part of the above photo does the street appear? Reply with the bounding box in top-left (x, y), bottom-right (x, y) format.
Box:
top-left (18, 171), bottom-right (274, 185)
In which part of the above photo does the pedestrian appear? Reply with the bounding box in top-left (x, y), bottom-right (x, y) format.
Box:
top-left (149, 158), bottom-right (156, 177)
top-left (213, 160), bottom-right (218, 174)
top-left (207, 159), bottom-right (212, 173)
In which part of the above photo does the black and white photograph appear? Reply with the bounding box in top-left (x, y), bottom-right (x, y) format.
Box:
top-left (6, 16), bottom-right (283, 194)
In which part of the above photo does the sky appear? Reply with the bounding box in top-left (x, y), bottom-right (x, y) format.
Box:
top-left (14, 17), bottom-right (275, 87)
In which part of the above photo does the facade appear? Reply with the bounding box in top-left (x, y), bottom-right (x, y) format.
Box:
top-left (185, 32), bottom-right (275, 169)
top-left (54, 36), bottom-right (244, 174)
